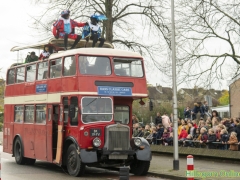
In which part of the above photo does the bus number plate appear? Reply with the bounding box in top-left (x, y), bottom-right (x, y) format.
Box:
top-left (90, 129), bottom-right (101, 137)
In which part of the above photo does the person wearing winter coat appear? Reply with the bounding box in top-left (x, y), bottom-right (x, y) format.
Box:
top-left (184, 106), bottom-right (191, 120)
top-left (162, 128), bottom-right (170, 145)
top-left (155, 112), bottom-right (162, 126)
top-left (156, 124), bottom-right (164, 145)
top-left (207, 128), bottom-right (217, 149)
top-left (199, 127), bottom-right (208, 148)
top-left (220, 129), bottom-right (229, 150)
top-left (235, 123), bottom-right (240, 142)
top-left (178, 126), bottom-right (188, 140)
top-left (188, 122), bottom-right (196, 137)
top-left (191, 102), bottom-right (203, 120)
top-left (228, 132), bottom-right (238, 151)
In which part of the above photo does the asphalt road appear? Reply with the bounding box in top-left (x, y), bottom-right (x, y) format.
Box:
top-left (0, 145), bottom-right (169, 180)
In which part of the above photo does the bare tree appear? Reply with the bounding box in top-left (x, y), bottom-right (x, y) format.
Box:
top-left (168, 0), bottom-right (240, 88)
top-left (31, 0), bottom-right (172, 69)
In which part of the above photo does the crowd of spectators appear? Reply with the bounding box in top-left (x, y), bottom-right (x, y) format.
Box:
top-left (132, 103), bottom-right (240, 151)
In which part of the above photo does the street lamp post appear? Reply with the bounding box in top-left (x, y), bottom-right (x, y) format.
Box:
top-left (171, 0), bottom-right (179, 170)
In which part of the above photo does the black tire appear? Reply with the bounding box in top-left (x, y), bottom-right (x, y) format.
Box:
top-left (130, 160), bottom-right (150, 176)
top-left (25, 158), bottom-right (36, 165)
top-left (14, 138), bottom-right (26, 165)
top-left (66, 144), bottom-right (85, 177)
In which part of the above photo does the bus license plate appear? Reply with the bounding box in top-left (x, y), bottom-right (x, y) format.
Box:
top-left (90, 129), bottom-right (101, 137)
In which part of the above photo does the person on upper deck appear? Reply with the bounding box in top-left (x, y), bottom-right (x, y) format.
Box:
top-left (52, 10), bottom-right (86, 50)
top-left (39, 46), bottom-right (52, 60)
top-left (25, 51), bottom-right (38, 63)
top-left (82, 13), bottom-right (107, 48)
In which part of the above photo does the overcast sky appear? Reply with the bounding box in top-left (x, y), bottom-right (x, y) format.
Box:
top-left (0, 0), bottom-right (229, 90)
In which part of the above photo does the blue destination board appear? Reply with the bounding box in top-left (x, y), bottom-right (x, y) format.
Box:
top-left (36, 84), bottom-right (47, 93)
top-left (98, 86), bottom-right (132, 96)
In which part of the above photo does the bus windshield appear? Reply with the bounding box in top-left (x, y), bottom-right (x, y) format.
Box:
top-left (114, 106), bottom-right (129, 124)
top-left (81, 97), bottom-right (112, 123)
top-left (114, 58), bottom-right (143, 77)
top-left (79, 56), bottom-right (111, 75)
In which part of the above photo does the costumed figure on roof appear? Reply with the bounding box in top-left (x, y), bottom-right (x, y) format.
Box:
top-left (82, 13), bottom-right (107, 48)
top-left (52, 10), bottom-right (87, 50)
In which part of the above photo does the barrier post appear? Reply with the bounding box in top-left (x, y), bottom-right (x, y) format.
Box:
top-left (186, 155), bottom-right (194, 180)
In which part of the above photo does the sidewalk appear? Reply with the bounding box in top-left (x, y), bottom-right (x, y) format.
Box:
top-left (148, 153), bottom-right (240, 180)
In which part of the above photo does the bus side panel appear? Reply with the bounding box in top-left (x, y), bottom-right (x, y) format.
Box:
top-left (25, 82), bottom-right (36, 95)
top-left (3, 104), bottom-right (12, 153)
top-left (34, 124), bottom-right (47, 161)
top-left (13, 123), bottom-right (24, 151)
top-left (15, 83), bottom-right (25, 96)
top-left (23, 124), bottom-right (35, 159)
top-left (48, 78), bottom-right (62, 93)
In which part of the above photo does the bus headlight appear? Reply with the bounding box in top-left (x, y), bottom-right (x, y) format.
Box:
top-left (134, 138), bottom-right (142, 147)
top-left (93, 137), bottom-right (101, 147)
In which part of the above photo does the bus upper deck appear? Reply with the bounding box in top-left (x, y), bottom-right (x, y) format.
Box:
top-left (6, 44), bottom-right (148, 103)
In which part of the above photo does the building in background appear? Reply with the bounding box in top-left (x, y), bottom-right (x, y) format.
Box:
top-left (229, 78), bottom-right (240, 118)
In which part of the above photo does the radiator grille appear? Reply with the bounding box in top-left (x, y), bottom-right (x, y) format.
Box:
top-left (106, 125), bottom-right (130, 151)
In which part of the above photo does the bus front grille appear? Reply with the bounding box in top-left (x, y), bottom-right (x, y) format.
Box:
top-left (105, 124), bottom-right (130, 151)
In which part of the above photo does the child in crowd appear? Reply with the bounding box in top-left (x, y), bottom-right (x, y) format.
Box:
top-left (199, 127), bottom-right (208, 148)
top-left (156, 124), bottom-right (164, 145)
top-left (192, 120), bottom-right (198, 129)
top-left (206, 119), bottom-right (212, 129)
top-left (228, 132), bottom-right (238, 151)
top-left (220, 129), bottom-right (229, 150)
top-left (193, 128), bottom-right (201, 140)
top-left (178, 119), bottom-right (189, 135)
top-left (183, 134), bottom-right (193, 147)
top-left (143, 124), bottom-right (151, 138)
top-left (151, 127), bottom-right (157, 145)
top-left (178, 126), bottom-right (188, 140)
top-left (165, 132), bottom-right (173, 146)
top-left (188, 122), bottom-right (196, 137)
top-left (162, 128), bottom-right (170, 145)
top-left (207, 128), bottom-right (216, 149)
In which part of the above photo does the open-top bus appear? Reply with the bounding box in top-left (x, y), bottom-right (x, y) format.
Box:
top-left (3, 39), bottom-right (151, 177)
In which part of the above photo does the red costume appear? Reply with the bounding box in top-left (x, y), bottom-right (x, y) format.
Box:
top-left (52, 19), bottom-right (85, 40)
top-left (52, 10), bottom-right (85, 50)
top-left (178, 129), bottom-right (188, 140)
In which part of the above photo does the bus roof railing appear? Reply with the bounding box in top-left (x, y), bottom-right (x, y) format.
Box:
top-left (10, 38), bottom-right (114, 52)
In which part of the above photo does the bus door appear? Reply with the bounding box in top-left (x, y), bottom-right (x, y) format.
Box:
top-left (34, 105), bottom-right (47, 161)
top-left (54, 103), bottom-right (64, 165)
top-left (46, 105), bottom-right (53, 162)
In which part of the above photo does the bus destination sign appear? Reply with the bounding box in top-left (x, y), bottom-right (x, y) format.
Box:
top-left (36, 84), bottom-right (47, 93)
top-left (97, 86), bottom-right (132, 96)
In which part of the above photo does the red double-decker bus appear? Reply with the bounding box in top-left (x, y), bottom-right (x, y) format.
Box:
top-left (3, 39), bottom-right (151, 177)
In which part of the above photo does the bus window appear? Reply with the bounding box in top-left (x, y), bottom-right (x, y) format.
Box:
top-left (25, 105), bottom-right (34, 123)
top-left (63, 56), bottom-right (76, 76)
top-left (70, 96), bottom-right (78, 126)
top-left (14, 106), bottom-right (24, 123)
top-left (7, 69), bottom-right (15, 84)
top-left (50, 58), bottom-right (62, 78)
top-left (114, 58), bottom-right (143, 77)
top-left (114, 106), bottom-right (129, 124)
top-left (79, 56), bottom-right (111, 75)
top-left (37, 61), bottom-right (48, 80)
top-left (36, 105), bottom-right (46, 124)
top-left (81, 97), bottom-right (112, 123)
top-left (26, 64), bottom-right (36, 82)
top-left (16, 66), bottom-right (25, 83)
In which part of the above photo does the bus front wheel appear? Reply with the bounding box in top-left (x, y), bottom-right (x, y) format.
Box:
top-left (14, 138), bottom-right (26, 165)
top-left (130, 160), bottom-right (150, 176)
top-left (66, 144), bottom-right (85, 177)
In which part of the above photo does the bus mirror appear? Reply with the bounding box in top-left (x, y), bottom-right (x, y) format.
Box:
top-left (149, 99), bottom-right (153, 111)
top-left (69, 104), bottom-right (76, 118)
